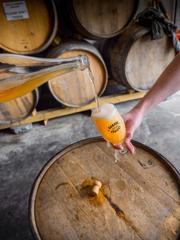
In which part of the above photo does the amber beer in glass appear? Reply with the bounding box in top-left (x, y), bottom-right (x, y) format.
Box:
top-left (91, 103), bottom-right (126, 145)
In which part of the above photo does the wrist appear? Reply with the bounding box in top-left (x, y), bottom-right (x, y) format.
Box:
top-left (133, 96), bottom-right (154, 117)
top-left (131, 102), bottom-right (147, 117)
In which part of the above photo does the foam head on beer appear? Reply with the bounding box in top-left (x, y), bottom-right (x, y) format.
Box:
top-left (91, 103), bottom-right (126, 145)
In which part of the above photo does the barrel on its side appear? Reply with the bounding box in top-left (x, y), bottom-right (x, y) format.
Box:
top-left (0, 0), bottom-right (58, 54)
top-left (30, 137), bottom-right (180, 240)
top-left (101, 36), bottom-right (119, 78)
top-left (68, 0), bottom-right (139, 39)
top-left (47, 41), bottom-right (108, 107)
top-left (108, 24), bottom-right (176, 91)
top-left (0, 90), bottom-right (39, 124)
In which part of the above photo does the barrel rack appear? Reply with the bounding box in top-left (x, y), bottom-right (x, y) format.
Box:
top-left (0, 92), bottom-right (145, 130)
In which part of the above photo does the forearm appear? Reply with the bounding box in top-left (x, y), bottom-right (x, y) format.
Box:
top-left (134, 53), bottom-right (180, 115)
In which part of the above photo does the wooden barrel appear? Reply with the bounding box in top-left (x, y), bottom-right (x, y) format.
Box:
top-left (0, 0), bottom-right (58, 54)
top-left (68, 0), bottom-right (139, 39)
top-left (0, 89), bottom-right (39, 124)
top-left (101, 37), bottom-right (119, 78)
top-left (30, 137), bottom-right (180, 240)
top-left (47, 41), bottom-right (108, 107)
top-left (108, 24), bottom-right (176, 91)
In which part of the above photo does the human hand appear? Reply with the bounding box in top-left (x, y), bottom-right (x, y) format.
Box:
top-left (113, 107), bottom-right (144, 154)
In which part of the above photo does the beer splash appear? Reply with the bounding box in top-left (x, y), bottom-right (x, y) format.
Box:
top-left (114, 149), bottom-right (120, 163)
top-left (81, 178), bottom-right (106, 206)
top-left (107, 141), bottom-right (120, 163)
top-left (107, 142), bottom-right (123, 163)
top-left (114, 148), bottom-right (127, 163)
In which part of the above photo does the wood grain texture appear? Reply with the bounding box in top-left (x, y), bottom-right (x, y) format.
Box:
top-left (0, 92), bottom-right (145, 129)
top-left (109, 24), bottom-right (176, 91)
top-left (47, 42), bottom-right (108, 107)
top-left (69, 0), bottom-right (138, 39)
top-left (0, 0), bottom-right (57, 54)
top-left (0, 89), bottom-right (38, 123)
top-left (30, 138), bottom-right (180, 240)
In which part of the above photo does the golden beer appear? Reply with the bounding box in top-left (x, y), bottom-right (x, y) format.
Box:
top-left (91, 103), bottom-right (126, 145)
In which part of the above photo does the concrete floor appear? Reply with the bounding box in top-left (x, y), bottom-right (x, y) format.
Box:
top-left (0, 93), bottom-right (180, 240)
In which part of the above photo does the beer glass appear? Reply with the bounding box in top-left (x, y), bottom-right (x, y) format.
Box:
top-left (91, 103), bottom-right (126, 145)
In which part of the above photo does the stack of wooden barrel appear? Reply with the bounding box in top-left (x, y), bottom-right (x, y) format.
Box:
top-left (0, 0), bottom-right (176, 125)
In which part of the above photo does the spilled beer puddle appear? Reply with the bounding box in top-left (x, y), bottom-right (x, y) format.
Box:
top-left (80, 177), bottom-right (142, 238)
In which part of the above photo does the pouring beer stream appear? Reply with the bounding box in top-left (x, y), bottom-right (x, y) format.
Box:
top-left (87, 65), bottom-right (127, 162)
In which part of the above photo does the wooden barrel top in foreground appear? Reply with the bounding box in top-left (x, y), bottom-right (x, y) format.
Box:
top-left (68, 0), bottom-right (138, 39)
top-left (30, 137), bottom-right (180, 240)
top-left (0, 0), bottom-right (57, 54)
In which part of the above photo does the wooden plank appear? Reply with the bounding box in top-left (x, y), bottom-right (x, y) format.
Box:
top-left (31, 138), bottom-right (180, 240)
top-left (0, 92), bottom-right (145, 129)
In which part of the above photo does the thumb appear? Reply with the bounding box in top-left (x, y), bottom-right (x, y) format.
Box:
top-left (125, 132), bottom-right (135, 154)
